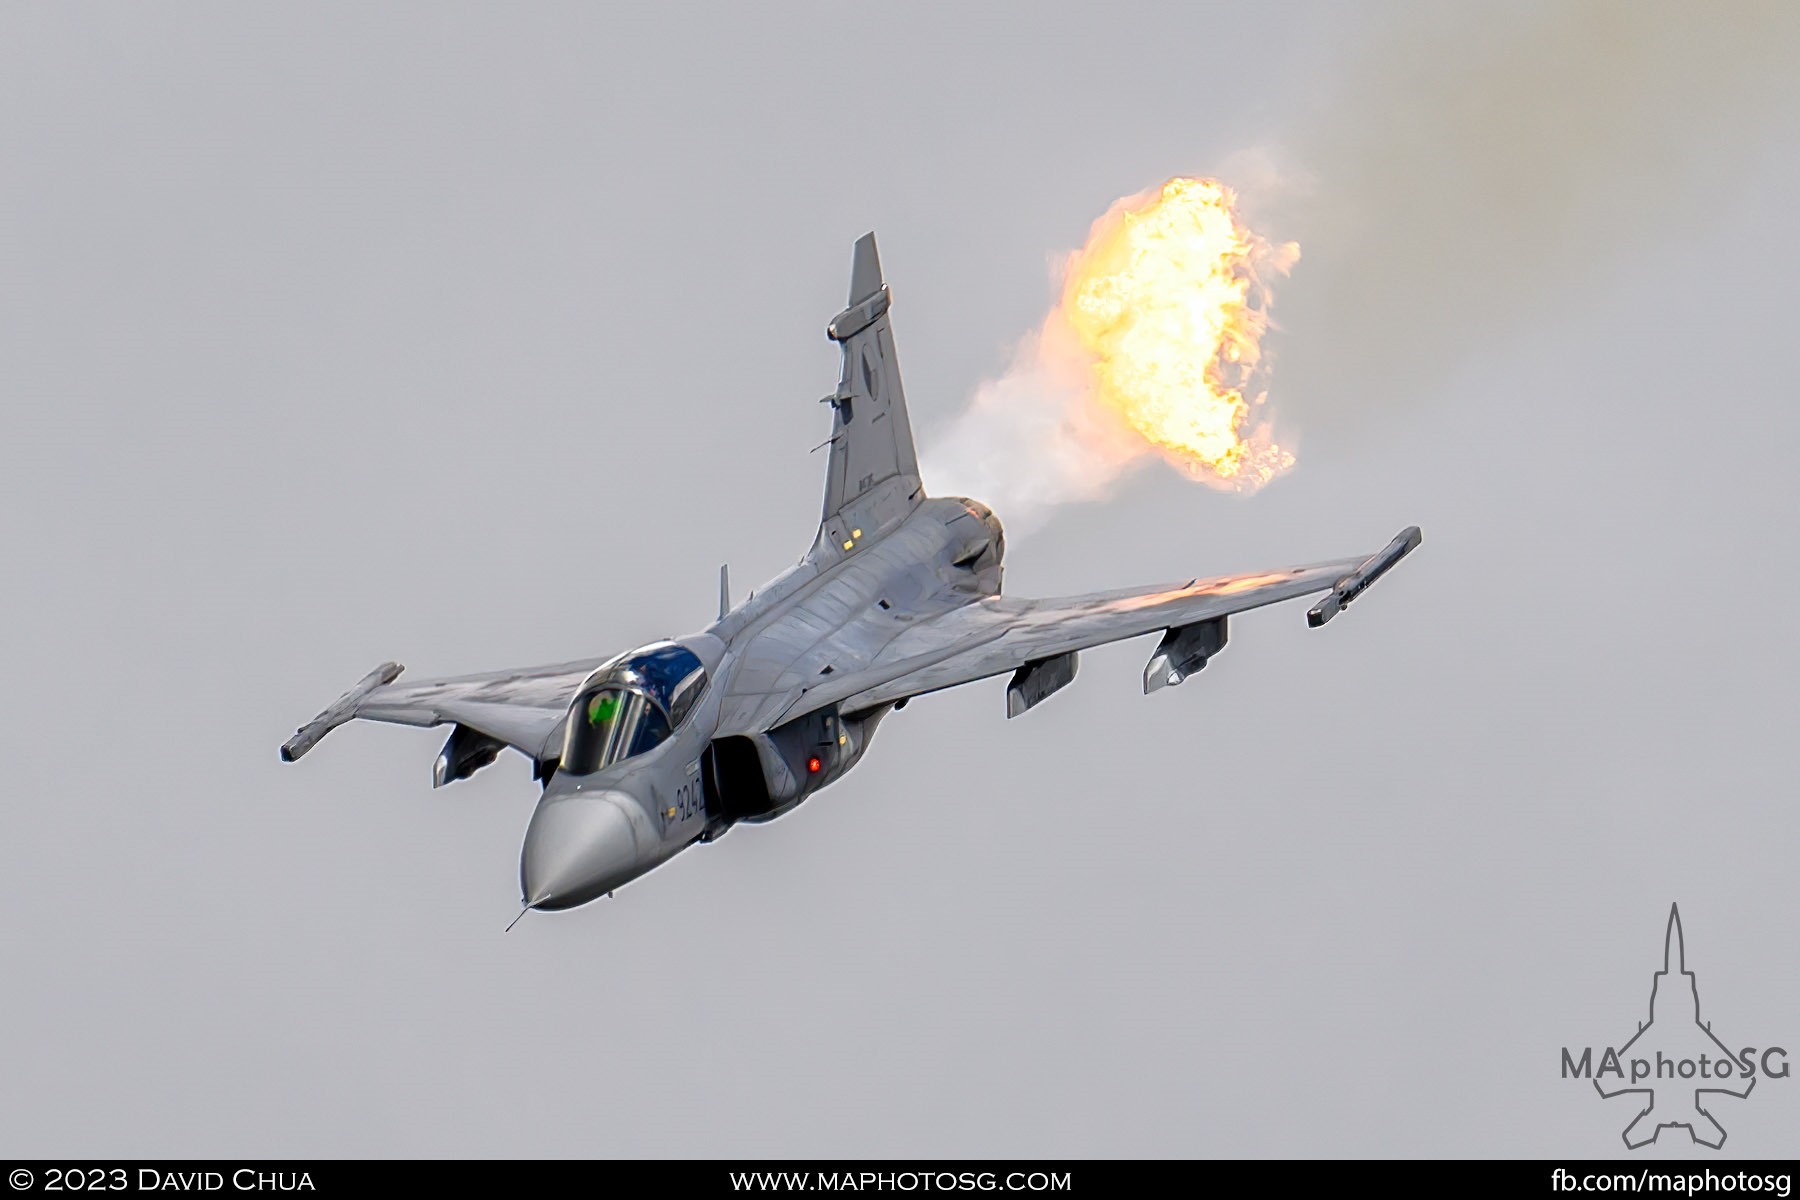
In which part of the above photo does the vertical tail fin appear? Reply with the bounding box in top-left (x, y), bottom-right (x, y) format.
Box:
top-left (816, 233), bottom-right (924, 553)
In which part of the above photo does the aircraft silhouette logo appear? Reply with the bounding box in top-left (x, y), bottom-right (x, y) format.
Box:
top-left (1564, 905), bottom-right (1790, 1149)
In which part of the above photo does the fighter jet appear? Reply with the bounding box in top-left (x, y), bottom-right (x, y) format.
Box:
top-left (281, 234), bottom-right (1421, 915)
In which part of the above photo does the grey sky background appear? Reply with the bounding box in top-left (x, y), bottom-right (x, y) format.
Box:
top-left (3, 1), bottom-right (1797, 1158)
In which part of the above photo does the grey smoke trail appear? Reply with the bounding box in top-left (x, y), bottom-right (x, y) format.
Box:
top-left (1259, 1), bottom-right (1800, 438)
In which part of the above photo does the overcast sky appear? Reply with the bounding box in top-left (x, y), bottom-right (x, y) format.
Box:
top-left (3, 1), bottom-right (1797, 1158)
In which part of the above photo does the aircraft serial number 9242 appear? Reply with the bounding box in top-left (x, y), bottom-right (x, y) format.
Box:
top-left (281, 234), bottom-right (1422, 918)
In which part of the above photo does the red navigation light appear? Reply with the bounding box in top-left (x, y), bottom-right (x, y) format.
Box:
top-left (806, 756), bottom-right (823, 774)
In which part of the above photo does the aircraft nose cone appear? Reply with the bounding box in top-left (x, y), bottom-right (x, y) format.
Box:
top-left (520, 790), bottom-right (643, 911)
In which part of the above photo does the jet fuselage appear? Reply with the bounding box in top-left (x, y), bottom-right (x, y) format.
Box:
top-left (520, 493), bottom-right (1004, 909)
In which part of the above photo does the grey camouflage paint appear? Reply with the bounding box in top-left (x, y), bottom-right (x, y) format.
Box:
top-left (282, 234), bottom-right (1420, 913)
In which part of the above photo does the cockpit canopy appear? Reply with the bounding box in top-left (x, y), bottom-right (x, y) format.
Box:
top-left (560, 642), bottom-right (708, 775)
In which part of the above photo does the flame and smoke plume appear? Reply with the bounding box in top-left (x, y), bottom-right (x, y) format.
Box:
top-left (924, 178), bottom-right (1297, 535)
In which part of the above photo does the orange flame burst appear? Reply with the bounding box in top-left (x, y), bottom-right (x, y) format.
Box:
top-left (1057, 177), bottom-right (1299, 491)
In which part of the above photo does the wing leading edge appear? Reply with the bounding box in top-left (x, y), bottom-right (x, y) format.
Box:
top-left (280, 657), bottom-right (606, 766)
top-left (776, 527), bottom-right (1422, 722)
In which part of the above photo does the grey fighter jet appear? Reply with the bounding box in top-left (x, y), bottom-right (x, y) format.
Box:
top-left (282, 234), bottom-right (1422, 915)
